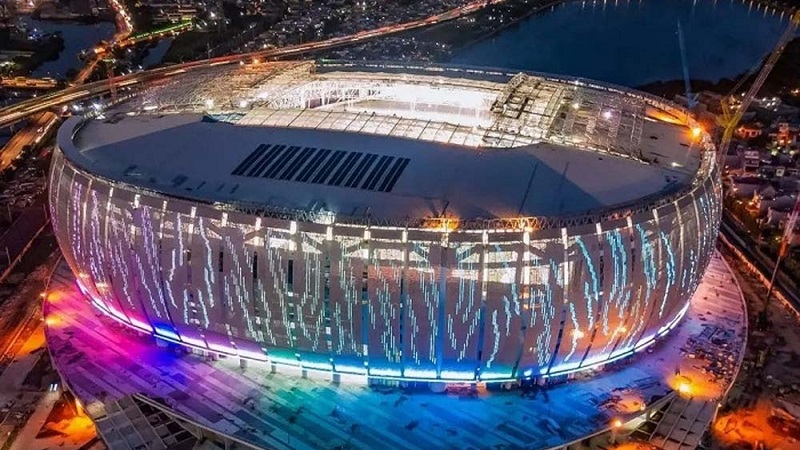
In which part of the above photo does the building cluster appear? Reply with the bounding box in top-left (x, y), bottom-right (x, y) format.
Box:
top-left (35, 0), bottom-right (109, 19)
top-left (320, 36), bottom-right (452, 62)
top-left (251, 0), bottom-right (532, 61)
top-left (723, 99), bottom-right (800, 240)
top-left (136, 0), bottom-right (466, 41)
top-left (0, 0), bottom-right (108, 28)
top-left (253, 0), bottom-right (465, 49)
top-left (139, 0), bottom-right (222, 25)
top-left (129, 0), bottom-right (471, 61)
top-left (143, 0), bottom-right (200, 24)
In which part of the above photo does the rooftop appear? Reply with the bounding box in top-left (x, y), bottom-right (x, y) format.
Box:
top-left (58, 62), bottom-right (706, 223)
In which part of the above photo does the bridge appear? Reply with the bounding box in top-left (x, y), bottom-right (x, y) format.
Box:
top-left (94, 20), bottom-right (194, 56)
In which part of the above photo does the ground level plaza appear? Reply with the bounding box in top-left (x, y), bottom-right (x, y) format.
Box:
top-left (43, 252), bottom-right (746, 450)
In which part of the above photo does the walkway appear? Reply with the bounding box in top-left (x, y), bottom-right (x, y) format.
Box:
top-left (637, 254), bottom-right (748, 449)
top-left (43, 252), bottom-right (747, 450)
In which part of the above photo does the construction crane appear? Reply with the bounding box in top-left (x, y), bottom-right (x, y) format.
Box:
top-left (761, 193), bottom-right (800, 326)
top-left (717, 11), bottom-right (800, 163)
top-left (104, 58), bottom-right (117, 103)
top-left (677, 21), bottom-right (697, 109)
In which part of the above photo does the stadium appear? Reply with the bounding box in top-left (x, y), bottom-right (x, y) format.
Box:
top-left (48, 60), bottom-right (721, 384)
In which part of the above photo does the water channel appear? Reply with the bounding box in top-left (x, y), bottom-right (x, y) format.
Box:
top-left (453, 0), bottom-right (790, 86)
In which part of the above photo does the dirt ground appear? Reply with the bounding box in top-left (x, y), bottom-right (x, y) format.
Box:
top-left (710, 248), bottom-right (800, 450)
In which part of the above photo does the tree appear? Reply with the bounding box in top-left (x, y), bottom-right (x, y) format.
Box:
top-left (0, 1), bottom-right (18, 29)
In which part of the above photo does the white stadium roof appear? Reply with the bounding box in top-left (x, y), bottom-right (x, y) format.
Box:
top-left (59, 61), bottom-right (707, 224)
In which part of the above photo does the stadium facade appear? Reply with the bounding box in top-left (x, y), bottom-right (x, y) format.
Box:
top-left (48, 61), bottom-right (721, 383)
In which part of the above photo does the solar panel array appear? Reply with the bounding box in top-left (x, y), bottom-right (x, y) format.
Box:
top-left (231, 144), bottom-right (410, 193)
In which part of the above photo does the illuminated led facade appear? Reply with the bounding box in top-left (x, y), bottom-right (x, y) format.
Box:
top-left (48, 63), bottom-right (722, 382)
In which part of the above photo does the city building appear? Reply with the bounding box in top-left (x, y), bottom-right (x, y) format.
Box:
top-left (737, 123), bottom-right (764, 140)
top-left (744, 149), bottom-right (762, 171)
top-left (48, 61), bottom-right (721, 384)
top-left (144, 0), bottom-right (202, 24)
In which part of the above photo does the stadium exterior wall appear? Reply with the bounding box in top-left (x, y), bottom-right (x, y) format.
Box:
top-left (48, 124), bottom-right (722, 384)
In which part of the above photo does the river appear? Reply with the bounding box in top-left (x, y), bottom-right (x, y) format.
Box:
top-left (452, 0), bottom-right (790, 87)
top-left (21, 17), bottom-right (115, 79)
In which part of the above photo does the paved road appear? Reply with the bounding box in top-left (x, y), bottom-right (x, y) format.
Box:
top-left (0, 112), bottom-right (57, 172)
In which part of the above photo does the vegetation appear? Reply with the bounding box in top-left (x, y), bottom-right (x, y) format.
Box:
top-left (122, 0), bottom-right (153, 32)
top-left (161, 30), bottom-right (214, 63)
top-left (0, 29), bottom-right (64, 77)
top-left (726, 197), bottom-right (761, 236)
top-left (159, 2), bottom-right (272, 63)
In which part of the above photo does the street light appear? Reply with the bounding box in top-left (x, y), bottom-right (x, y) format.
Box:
top-left (610, 418), bottom-right (622, 444)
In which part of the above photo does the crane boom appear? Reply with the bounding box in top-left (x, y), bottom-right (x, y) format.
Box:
top-left (718, 12), bottom-right (800, 163)
top-left (677, 21), bottom-right (696, 109)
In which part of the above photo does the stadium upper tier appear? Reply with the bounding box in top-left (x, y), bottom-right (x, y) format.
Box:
top-left (49, 61), bottom-right (722, 382)
top-left (62, 61), bottom-right (707, 228)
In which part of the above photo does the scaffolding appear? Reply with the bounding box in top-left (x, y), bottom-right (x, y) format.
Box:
top-left (482, 74), bottom-right (647, 159)
top-left (125, 63), bottom-right (650, 161)
top-left (134, 61), bottom-right (314, 112)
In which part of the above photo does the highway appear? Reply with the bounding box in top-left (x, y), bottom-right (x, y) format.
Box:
top-left (0, 78), bottom-right (57, 90)
top-left (0, 0), bottom-right (506, 129)
top-left (0, 112), bottom-right (57, 172)
top-left (103, 21), bottom-right (193, 53)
